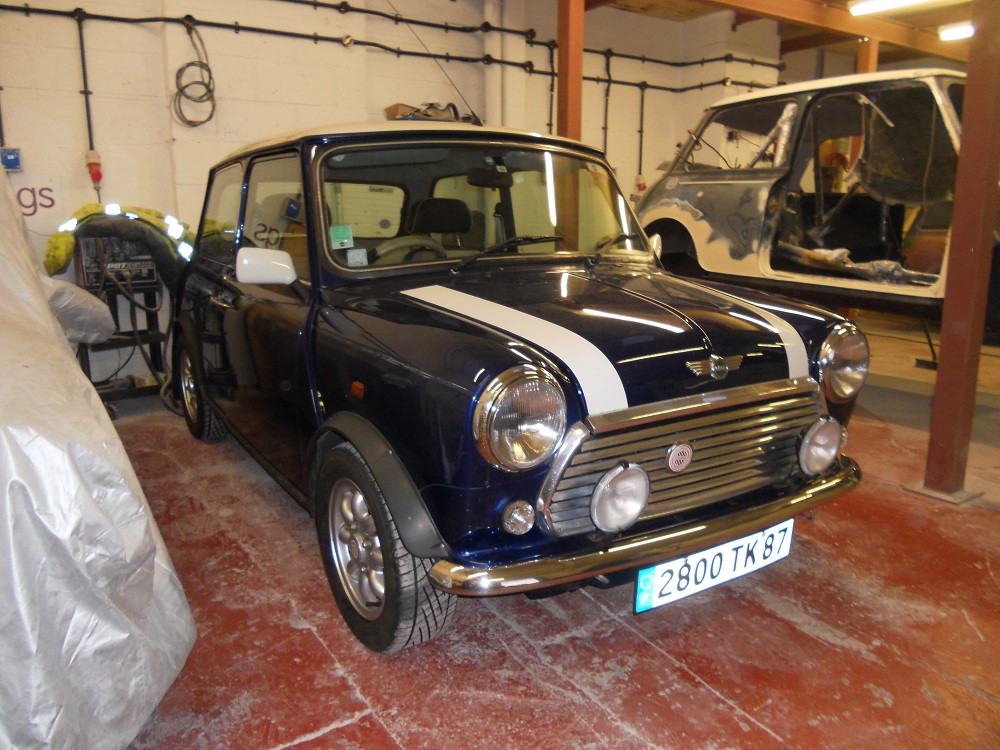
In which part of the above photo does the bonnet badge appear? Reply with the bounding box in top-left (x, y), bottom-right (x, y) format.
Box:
top-left (686, 354), bottom-right (742, 380)
top-left (708, 354), bottom-right (730, 380)
top-left (665, 443), bottom-right (694, 473)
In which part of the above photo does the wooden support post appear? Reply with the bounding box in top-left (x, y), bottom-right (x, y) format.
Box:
top-left (557, 0), bottom-right (584, 140)
top-left (922, 0), bottom-right (1000, 499)
top-left (856, 37), bottom-right (879, 72)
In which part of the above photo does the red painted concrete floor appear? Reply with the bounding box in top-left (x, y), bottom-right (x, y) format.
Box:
top-left (121, 387), bottom-right (1000, 750)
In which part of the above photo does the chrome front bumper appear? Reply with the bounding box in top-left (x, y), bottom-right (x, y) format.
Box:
top-left (429, 457), bottom-right (861, 596)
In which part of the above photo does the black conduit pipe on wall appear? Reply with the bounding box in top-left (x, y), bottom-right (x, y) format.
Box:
top-left (602, 49), bottom-right (612, 153)
top-left (73, 9), bottom-right (94, 151)
top-left (546, 42), bottom-right (556, 135)
top-left (0, 3), bottom-right (778, 88)
top-left (0, 2), bottom-right (777, 158)
top-left (638, 81), bottom-right (647, 177)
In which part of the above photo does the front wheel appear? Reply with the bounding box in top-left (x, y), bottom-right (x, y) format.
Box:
top-left (315, 443), bottom-right (457, 652)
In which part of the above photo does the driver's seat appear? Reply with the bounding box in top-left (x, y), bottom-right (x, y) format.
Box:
top-left (406, 198), bottom-right (473, 241)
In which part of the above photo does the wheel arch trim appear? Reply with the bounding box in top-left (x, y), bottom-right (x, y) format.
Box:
top-left (309, 412), bottom-right (451, 560)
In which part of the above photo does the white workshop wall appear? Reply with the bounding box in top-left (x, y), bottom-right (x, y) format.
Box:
top-left (1, 0), bottom-right (783, 264)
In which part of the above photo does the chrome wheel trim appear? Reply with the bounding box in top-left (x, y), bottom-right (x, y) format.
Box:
top-left (179, 350), bottom-right (199, 422)
top-left (327, 477), bottom-right (385, 621)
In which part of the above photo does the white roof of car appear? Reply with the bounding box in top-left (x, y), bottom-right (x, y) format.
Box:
top-left (711, 67), bottom-right (965, 108)
top-left (226, 120), bottom-right (589, 160)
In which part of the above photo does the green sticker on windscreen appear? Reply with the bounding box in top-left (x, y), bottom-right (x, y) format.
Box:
top-left (330, 224), bottom-right (354, 250)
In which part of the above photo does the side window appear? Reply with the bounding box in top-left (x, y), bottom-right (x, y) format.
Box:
top-left (197, 163), bottom-right (243, 266)
top-left (791, 93), bottom-right (865, 195)
top-left (244, 154), bottom-right (309, 279)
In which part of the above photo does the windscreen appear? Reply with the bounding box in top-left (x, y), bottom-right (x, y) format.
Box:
top-left (319, 142), bottom-right (647, 270)
top-left (676, 99), bottom-right (798, 171)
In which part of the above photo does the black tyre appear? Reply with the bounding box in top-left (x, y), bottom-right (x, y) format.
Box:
top-left (315, 443), bottom-right (457, 652)
top-left (176, 336), bottom-right (227, 441)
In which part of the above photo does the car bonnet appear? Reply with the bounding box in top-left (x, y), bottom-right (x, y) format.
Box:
top-left (401, 267), bottom-right (810, 417)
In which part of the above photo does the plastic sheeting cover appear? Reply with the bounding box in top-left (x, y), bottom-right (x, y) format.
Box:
top-left (0, 173), bottom-right (196, 750)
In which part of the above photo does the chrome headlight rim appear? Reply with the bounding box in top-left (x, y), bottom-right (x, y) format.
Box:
top-left (473, 365), bottom-right (567, 472)
top-left (817, 322), bottom-right (870, 403)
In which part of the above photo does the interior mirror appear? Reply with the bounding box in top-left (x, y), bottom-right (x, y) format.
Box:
top-left (467, 167), bottom-right (513, 189)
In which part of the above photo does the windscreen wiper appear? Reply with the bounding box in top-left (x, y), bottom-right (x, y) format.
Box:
top-left (589, 233), bottom-right (644, 266)
top-left (451, 235), bottom-right (563, 273)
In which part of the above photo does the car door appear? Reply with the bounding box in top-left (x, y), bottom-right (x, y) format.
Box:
top-left (215, 151), bottom-right (314, 490)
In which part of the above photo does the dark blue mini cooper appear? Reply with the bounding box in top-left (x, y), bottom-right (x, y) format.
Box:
top-left (174, 122), bottom-right (868, 652)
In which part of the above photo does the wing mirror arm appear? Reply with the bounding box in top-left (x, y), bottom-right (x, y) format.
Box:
top-left (290, 279), bottom-right (310, 303)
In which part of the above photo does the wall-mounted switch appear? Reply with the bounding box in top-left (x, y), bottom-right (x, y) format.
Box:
top-left (1, 148), bottom-right (22, 171)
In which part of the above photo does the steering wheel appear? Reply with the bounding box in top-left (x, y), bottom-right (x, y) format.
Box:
top-left (374, 234), bottom-right (447, 259)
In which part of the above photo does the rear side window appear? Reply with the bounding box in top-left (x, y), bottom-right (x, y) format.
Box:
top-left (197, 163), bottom-right (243, 265)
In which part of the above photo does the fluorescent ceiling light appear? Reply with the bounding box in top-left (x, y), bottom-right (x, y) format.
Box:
top-left (939, 22), bottom-right (974, 41)
top-left (849, 0), bottom-right (935, 16)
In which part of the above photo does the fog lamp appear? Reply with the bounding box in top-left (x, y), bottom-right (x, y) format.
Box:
top-left (798, 417), bottom-right (846, 476)
top-left (591, 463), bottom-right (650, 533)
top-left (501, 500), bottom-right (535, 535)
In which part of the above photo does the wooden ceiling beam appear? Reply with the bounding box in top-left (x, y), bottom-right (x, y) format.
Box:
top-left (878, 47), bottom-right (940, 64)
top-left (584, 0), bottom-right (615, 10)
top-left (779, 31), bottom-right (851, 55)
top-left (694, 0), bottom-right (969, 61)
top-left (898, 6), bottom-right (973, 30)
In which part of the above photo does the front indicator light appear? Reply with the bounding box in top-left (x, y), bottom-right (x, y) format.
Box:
top-left (799, 417), bottom-right (846, 476)
top-left (591, 463), bottom-right (650, 533)
top-left (501, 500), bottom-right (535, 535)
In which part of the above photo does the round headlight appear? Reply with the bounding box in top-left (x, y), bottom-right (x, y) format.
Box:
top-left (817, 323), bottom-right (870, 402)
top-left (798, 417), bottom-right (846, 476)
top-left (591, 463), bottom-right (650, 533)
top-left (473, 366), bottom-right (567, 472)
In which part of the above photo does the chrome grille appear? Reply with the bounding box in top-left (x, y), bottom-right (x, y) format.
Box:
top-left (538, 379), bottom-right (825, 537)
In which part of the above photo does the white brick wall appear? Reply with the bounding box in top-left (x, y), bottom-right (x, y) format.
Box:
top-left (0, 0), bottom-right (789, 384)
top-left (1, 0), bottom-right (784, 261)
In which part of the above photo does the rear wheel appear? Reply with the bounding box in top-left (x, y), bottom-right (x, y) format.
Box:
top-left (315, 443), bottom-right (457, 652)
top-left (176, 337), bottom-right (227, 441)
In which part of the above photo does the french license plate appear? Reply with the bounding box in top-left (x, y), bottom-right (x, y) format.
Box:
top-left (635, 518), bottom-right (794, 613)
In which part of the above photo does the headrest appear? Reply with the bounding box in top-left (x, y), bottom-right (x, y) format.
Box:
top-left (406, 198), bottom-right (472, 234)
